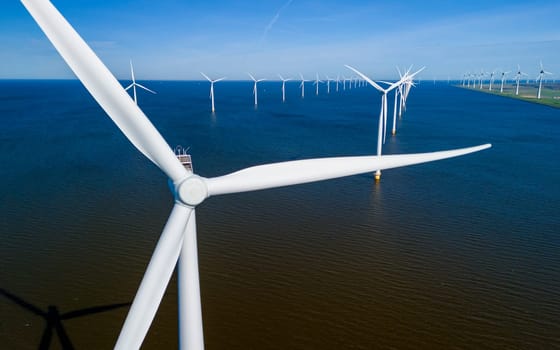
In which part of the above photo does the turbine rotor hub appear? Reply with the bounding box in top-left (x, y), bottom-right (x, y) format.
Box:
top-left (176, 175), bottom-right (208, 207)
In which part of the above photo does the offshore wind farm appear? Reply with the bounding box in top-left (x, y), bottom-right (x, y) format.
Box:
top-left (1, 1), bottom-right (560, 349)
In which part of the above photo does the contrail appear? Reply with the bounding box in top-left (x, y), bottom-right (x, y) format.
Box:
top-left (262, 0), bottom-right (293, 42)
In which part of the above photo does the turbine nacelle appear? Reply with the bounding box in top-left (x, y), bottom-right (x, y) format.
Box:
top-left (175, 175), bottom-right (208, 207)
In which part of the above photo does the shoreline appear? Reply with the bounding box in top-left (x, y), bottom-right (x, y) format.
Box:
top-left (455, 84), bottom-right (560, 109)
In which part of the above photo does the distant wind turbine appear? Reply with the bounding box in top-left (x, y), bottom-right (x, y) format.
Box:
top-left (536, 62), bottom-right (553, 99)
top-left (278, 74), bottom-right (292, 102)
top-left (345, 65), bottom-right (424, 181)
top-left (201, 72), bottom-right (226, 113)
top-left (325, 75), bottom-right (332, 94)
top-left (514, 65), bottom-right (526, 95)
top-left (335, 74), bottom-right (340, 92)
top-left (313, 73), bottom-right (323, 95)
top-left (299, 73), bottom-right (310, 98)
top-left (248, 73), bottom-right (266, 106)
top-left (488, 70), bottom-right (496, 91)
top-left (499, 70), bottom-right (510, 93)
top-left (125, 60), bottom-right (156, 105)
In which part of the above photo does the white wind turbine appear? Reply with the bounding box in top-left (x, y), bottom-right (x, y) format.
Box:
top-left (278, 74), bottom-right (292, 102)
top-left (514, 65), bottom-right (527, 96)
top-left (313, 73), bottom-right (323, 95)
top-left (325, 76), bottom-right (332, 94)
top-left (488, 70), bottom-right (496, 91)
top-left (22, 2), bottom-right (491, 350)
top-left (396, 65), bottom-right (417, 119)
top-left (382, 66), bottom-right (416, 136)
top-left (200, 72), bottom-right (226, 113)
top-left (499, 70), bottom-right (510, 93)
top-left (248, 73), bottom-right (266, 106)
top-left (536, 61), bottom-right (553, 99)
top-left (335, 74), bottom-right (340, 92)
top-left (299, 73), bottom-right (310, 98)
top-left (346, 65), bottom-right (424, 181)
top-left (125, 60), bottom-right (156, 105)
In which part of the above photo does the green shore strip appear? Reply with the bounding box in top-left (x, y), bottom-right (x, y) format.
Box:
top-left (456, 84), bottom-right (560, 109)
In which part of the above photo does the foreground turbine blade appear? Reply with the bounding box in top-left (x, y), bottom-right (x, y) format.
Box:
top-left (178, 210), bottom-right (204, 350)
top-left (206, 144), bottom-right (491, 196)
top-left (115, 204), bottom-right (193, 350)
top-left (22, 0), bottom-right (187, 183)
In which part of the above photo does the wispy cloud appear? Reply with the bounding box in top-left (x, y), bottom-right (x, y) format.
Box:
top-left (261, 0), bottom-right (293, 42)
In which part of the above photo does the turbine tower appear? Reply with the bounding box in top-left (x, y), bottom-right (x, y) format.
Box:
top-left (514, 65), bottom-right (527, 96)
top-left (313, 73), bottom-right (323, 96)
top-left (248, 73), bottom-right (266, 106)
top-left (22, 2), bottom-right (491, 350)
top-left (299, 73), bottom-right (310, 98)
top-left (325, 75), bottom-right (332, 94)
top-left (499, 71), bottom-right (510, 93)
top-left (278, 74), bottom-right (292, 102)
top-left (201, 72), bottom-right (226, 113)
top-left (335, 75), bottom-right (340, 92)
top-left (536, 62), bottom-right (553, 99)
top-left (488, 71), bottom-right (496, 91)
top-left (125, 60), bottom-right (156, 105)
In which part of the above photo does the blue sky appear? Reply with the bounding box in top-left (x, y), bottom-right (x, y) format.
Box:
top-left (1, 0), bottom-right (559, 80)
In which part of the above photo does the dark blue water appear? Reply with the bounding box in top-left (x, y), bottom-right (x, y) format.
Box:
top-left (1, 80), bottom-right (559, 349)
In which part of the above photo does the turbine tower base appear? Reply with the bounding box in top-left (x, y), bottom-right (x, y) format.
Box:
top-left (374, 170), bottom-right (381, 182)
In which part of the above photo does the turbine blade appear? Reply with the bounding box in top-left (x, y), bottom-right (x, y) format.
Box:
top-left (200, 72), bottom-right (212, 82)
top-left (124, 83), bottom-right (134, 91)
top-left (178, 209), bottom-right (204, 349)
top-left (115, 204), bottom-right (193, 350)
top-left (248, 73), bottom-right (256, 81)
top-left (205, 144), bottom-right (492, 196)
top-left (344, 65), bottom-right (384, 91)
top-left (135, 83), bottom-right (157, 95)
top-left (213, 77), bottom-right (226, 83)
top-left (22, 0), bottom-right (187, 183)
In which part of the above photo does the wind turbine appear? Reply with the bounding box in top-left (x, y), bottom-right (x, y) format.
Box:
top-left (335, 74), bottom-right (340, 92)
top-left (248, 73), bottom-right (266, 106)
top-left (488, 70), bottom-right (496, 91)
top-left (499, 70), bottom-right (510, 93)
top-left (299, 73), bottom-right (310, 98)
top-left (125, 60), bottom-right (156, 105)
top-left (325, 75), bottom-right (332, 94)
top-left (536, 62), bottom-right (553, 99)
top-left (383, 66), bottom-right (417, 136)
top-left (278, 74), bottom-right (292, 102)
top-left (200, 72), bottom-right (226, 113)
top-left (345, 65), bottom-right (425, 181)
top-left (515, 65), bottom-right (527, 95)
top-left (22, 1), bottom-right (491, 349)
top-left (313, 73), bottom-right (323, 95)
